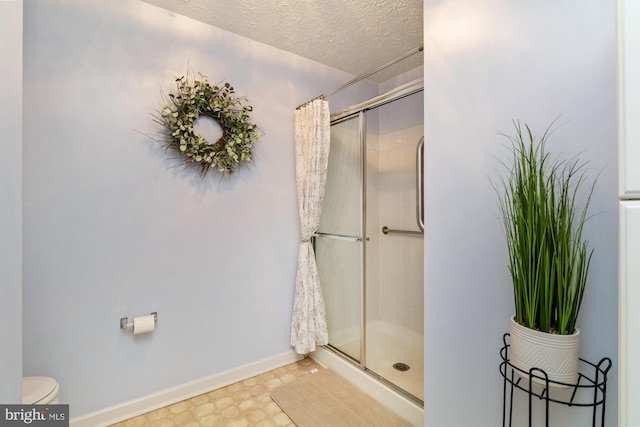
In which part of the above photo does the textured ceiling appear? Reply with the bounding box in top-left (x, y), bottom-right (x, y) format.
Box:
top-left (141, 0), bottom-right (423, 82)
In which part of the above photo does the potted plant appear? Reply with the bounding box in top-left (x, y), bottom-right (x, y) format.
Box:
top-left (493, 119), bottom-right (597, 386)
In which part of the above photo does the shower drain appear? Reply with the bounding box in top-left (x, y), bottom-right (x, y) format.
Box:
top-left (393, 362), bottom-right (411, 372)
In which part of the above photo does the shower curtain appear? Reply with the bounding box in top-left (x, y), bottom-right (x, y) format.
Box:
top-left (290, 98), bottom-right (331, 354)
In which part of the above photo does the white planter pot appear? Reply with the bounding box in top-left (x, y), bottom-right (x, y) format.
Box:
top-left (509, 316), bottom-right (580, 387)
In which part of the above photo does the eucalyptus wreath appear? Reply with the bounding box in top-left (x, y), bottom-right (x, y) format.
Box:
top-left (155, 72), bottom-right (262, 176)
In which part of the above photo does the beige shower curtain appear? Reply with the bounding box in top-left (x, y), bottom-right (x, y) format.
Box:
top-left (290, 98), bottom-right (331, 354)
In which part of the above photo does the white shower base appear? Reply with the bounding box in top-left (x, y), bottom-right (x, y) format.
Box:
top-left (310, 321), bottom-right (424, 426)
top-left (366, 321), bottom-right (424, 401)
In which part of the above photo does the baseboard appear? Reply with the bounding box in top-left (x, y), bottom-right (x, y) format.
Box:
top-left (70, 350), bottom-right (302, 427)
top-left (310, 346), bottom-right (424, 427)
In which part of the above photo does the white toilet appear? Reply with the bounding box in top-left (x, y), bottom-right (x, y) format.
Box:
top-left (22, 377), bottom-right (60, 404)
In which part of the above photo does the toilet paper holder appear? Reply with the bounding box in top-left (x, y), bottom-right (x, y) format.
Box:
top-left (120, 312), bottom-right (157, 330)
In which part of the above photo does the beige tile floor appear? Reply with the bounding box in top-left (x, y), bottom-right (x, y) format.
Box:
top-left (110, 357), bottom-right (323, 427)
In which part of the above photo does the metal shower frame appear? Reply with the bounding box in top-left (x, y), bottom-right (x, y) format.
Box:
top-left (307, 45), bottom-right (425, 406)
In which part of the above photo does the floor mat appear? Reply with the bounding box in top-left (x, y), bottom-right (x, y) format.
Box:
top-left (270, 369), bottom-right (414, 426)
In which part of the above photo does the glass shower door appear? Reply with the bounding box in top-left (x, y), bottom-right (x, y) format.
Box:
top-left (316, 83), bottom-right (424, 404)
top-left (315, 114), bottom-right (363, 362)
top-left (364, 94), bottom-right (424, 402)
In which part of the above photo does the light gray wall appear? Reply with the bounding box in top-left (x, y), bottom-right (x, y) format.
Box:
top-left (0, 0), bottom-right (23, 405)
top-left (424, 1), bottom-right (618, 426)
top-left (22, 0), bottom-right (357, 417)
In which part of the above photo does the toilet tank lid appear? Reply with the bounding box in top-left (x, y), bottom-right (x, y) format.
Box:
top-left (23, 376), bottom-right (58, 404)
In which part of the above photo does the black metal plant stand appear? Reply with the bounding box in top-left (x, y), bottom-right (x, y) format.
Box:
top-left (500, 333), bottom-right (612, 427)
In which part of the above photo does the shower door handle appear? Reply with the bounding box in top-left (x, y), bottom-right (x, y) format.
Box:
top-left (416, 137), bottom-right (424, 232)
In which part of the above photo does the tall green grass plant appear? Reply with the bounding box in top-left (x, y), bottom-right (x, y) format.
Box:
top-left (494, 119), bottom-right (596, 335)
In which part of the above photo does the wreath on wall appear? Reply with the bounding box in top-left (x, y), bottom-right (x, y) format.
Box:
top-left (155, 72), bottom-right (262, 176)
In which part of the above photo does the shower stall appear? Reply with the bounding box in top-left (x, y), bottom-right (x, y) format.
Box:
top-left (313, 79), bottom-right (424, 405)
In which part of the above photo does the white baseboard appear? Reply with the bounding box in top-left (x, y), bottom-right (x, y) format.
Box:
top-left (310, 346), bottom-right (424, 427)
top-left (70, 350), bottom-right (302, 427)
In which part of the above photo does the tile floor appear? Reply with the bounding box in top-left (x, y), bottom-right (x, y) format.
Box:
top-left (110, 357), bottom-right (323, 427)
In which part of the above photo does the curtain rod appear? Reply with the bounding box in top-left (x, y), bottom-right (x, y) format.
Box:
top-left (296, 45), bottom-right (423, 110)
